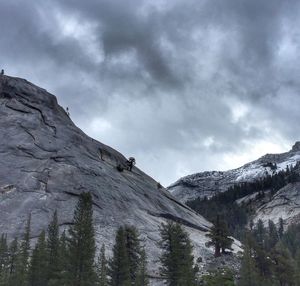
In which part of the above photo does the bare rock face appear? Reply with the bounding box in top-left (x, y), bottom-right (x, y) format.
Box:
top-left (0, 75), bottom-right (216, 281)
top-left (168, 144), bottom-right (300, 202)
top-left (252, 182), bottom-right (300, 226)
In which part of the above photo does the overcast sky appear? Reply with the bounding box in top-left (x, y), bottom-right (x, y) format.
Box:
top-left (1, 0), bottom-right (300, 185)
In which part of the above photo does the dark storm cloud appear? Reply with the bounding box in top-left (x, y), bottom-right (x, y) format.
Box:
top-left (1, 0), bottom-right (300, 184)
top-left (43, 1), bottom-right (172, 86)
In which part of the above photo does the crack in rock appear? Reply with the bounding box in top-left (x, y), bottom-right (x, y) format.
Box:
top-left (18, 99), bottom-right (57, 135)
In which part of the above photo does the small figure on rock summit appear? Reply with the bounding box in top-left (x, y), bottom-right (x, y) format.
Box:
top-left (0, 69), bottom-right (4, 75)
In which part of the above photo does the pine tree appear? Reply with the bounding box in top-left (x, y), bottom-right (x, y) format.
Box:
top-left (278, 218), bottom-right (284, 239)
top-left (253, 220), bottom-right (266, 249)
top-left (159, 221), bottom-right (197, 286)
top-left (219, 220), bottom-right (234, 254)
top-left (135, 247), bottom-right (149, 286)
top-left (238, 234), bottom-right (260, 286)
top-left (266, 220), bottom-right (278, 251)
top-left (96, 244), bottom-right (108, 286)
top-left (56, 230), bottom-right (68, 286)
top-left (28, 230), bottom-right (48, 286)
top-left (67, 192), bottom-right (96, 286)
top-left (15, 214), bottom-right (31, 286)
top-left (109, 227), bottom-right (131, 286)
top-left (7, 238), bottom-right (18, 286)
top-left (271, 242), bottom-right (295, 286)
top-left (206, 216), bottom-right (233, 257)
top-left (124, 225), bottom-right (141, 283)
top-left (47, 211), bottom-right (60, 285)
top-left (252, 221), bottom-right (272, 281)
top-left (0, 234), bottom-right (9, 286)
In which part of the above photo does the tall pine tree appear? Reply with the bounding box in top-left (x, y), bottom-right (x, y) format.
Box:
top-left (206, 216), bottom-right (233, 257)
top-left (57, 230), bottom-right (68, 286)
top-left (7, 238), bottom-right (18, 286)
top-left (28, 230), bottom-right (48, 286)
top-left (124, 225), bottom-right (141, 283)
top-left (159, 221), bottom-right (197, 286)
top-left (271, 242), bottom-right (295, 286)
top-left (15, 214), bottom-right (31, 286)
top-left (135, 247), bottom-right (149, 286)
top-left (238, 233), bottom-right (260, 286)
top-left (109, 227), bottom-right (131, 286)
top-left (0, 234), bottom-right (9, 286)
top-left (96, 244), bottom-right (108, 286)
top-left (47, 211), bottom-right (60, 285)
top-left (67, 192), bottom-right (96, 286)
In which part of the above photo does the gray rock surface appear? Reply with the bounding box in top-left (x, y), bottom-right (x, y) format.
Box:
top-left (251, 182), bottom-right (300, 226)
top-left (0, 75), bottom-right (216, 282)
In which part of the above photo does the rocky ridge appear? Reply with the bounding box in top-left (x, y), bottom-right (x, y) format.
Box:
top-left (168, 143), bottom-right (300, 202)
top-left (168, 142), bottom-right (300, 227)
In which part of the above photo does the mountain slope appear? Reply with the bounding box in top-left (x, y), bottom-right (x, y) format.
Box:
top-left (0, 75), bottom-right (224, 281)
top-left (168, 143), bottom-right (300, 202)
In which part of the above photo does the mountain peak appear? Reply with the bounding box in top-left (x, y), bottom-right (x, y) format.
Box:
top-left (292, 141), bottom-right (300, 152)
top-left (169, 142), bottom-right (300, 202)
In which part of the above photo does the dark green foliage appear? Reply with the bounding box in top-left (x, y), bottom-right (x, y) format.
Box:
top-left (109, 225), bottom-right (147, 286)
top-left (205, 216), bottom-right (233, 257)
top-left (28, 230), bottom-right (48, 286)
top-left (109, 227), bottom-right (131, 286)
top-left (187, 196), bottom-right (247, 239)
top-left (159, 221), bottom-right (198, 286)
top-left (55, 230), bottom-right (68, 286)
top-left (15, 214), bottom-right (31, 286)
top-left (7, 238), bottom-right (18, 286)
top-left (124, 226), bottom-right (141, 282)
top-left (278, 218), bottom-right (284, 239)
top-left (239, 219), bottom-right (300, 286)
top-left (67, 192), bottom-right (96, 286)
top-left (266, 220), bottom-right (279, 251)
top-left (271, 242), bottom-right (295, 286)
top-left (294, 250), bottom-right (300, 286)
top-left (0, 235), bottom-right (9, 285)
top-left (253, 220), bottom-right (266, 248)
top-left (238, 244), bottom-right (260, 286)
top-left (47, 211), bottom-right (60, 285)
top-left (135, 247), bottom-right (149, 286)
top-left (96, 245), bottom-right (108, 286)
top-left (203, 268), bottom-right (235, 286)
top-left (281, 223), bottom-right (300, 257)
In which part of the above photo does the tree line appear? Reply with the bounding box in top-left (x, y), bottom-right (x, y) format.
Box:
top-left (0, 192), bottom-right (201, 286)
top-left (201, 219), bottom-right (300, 286)
top-left (238, 218), bottom-right (300, 286)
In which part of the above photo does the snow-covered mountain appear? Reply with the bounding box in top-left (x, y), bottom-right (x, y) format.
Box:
top-left (0, 75), bottom-right (238, 282)
top-left (168, 143), bottom-right (300, 202)
top-left (168, 142), bottom-right (300, 229)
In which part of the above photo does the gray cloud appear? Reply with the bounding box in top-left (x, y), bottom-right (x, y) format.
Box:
top-left (1, 0), bottom-right (300, 185)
